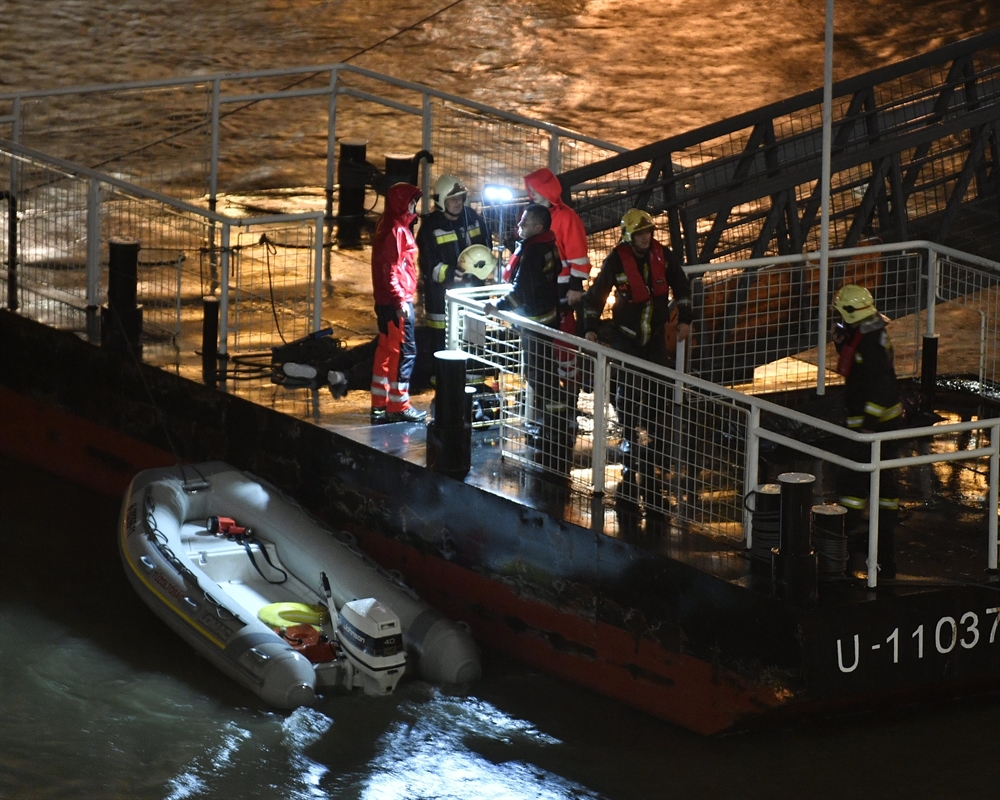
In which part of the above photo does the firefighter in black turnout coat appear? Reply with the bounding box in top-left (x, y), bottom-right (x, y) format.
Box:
top-left (582, 209), bottom-right (693, 517)
top-left (832, 283), bottom-right (902, 578)
top-left (417, 174), bottom-right (493, 354)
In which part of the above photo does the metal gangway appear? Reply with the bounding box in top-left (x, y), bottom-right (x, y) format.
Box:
top-left (560, 30), bottom-right (1000, 267)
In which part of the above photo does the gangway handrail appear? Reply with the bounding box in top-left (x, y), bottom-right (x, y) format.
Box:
top-left (560, 29), bottom-right (1000, 186)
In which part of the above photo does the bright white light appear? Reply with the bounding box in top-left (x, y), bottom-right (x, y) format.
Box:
top-left (483, 185), bottom-right (515, 203)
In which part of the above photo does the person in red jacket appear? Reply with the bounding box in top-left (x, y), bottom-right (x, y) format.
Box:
top-left (522, 168), bottom-right (591, 321)
top-left (370, 183), bottom-right (428, 424)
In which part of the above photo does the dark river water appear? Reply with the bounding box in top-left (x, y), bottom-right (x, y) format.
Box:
top-left (2, 2), bottom-right (1000, 798)
top-left (2, 456), bottom-right (998, 800)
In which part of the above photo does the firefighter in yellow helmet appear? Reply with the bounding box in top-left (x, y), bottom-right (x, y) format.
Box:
top-left (580, 209), bottom-right (693, 521)
top-left (832, 283), bottom-right (902, 578)
top-left (416, 174), bottom-right (493, 354)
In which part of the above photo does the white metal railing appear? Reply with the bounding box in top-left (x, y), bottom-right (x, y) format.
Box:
top-left (0, 140), bottom-right (324, 355)
top-left (446, 239), bottom-right (1000, 587)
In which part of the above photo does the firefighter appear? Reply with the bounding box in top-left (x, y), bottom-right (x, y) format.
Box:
top-left (485, 204), bottom-right (572, 477)
top-left (832, 283), bottom-right (902, 578)
top-left (582, 209), bottom-right (693, 518)
top-left (417, 174), bottom-right (493, 354)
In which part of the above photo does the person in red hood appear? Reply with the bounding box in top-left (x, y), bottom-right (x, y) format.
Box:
top-left (522, 168), bottom-right (591, 443)
top-left (522, 168), bottom-right (591, 314)
top-left (369, 183), bottom-right (427, 424)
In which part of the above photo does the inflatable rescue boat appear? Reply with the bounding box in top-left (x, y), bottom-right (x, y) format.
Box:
top-left (118, 461), bottom-right (481, 707)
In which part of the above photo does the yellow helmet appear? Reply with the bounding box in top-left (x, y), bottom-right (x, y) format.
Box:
top-left (621, 209), bottom-right (655, 243)
top-left (457, 244), bottom-right (497, 281)
top-left (833, 284), bottom-right (877, 324)
top-left (433, 174), bottom-right (467, 210)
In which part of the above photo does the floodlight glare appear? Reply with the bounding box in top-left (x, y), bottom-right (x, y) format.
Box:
top-left (483, 184), bottom-right (515, 203)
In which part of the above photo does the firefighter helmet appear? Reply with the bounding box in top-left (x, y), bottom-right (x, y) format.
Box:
top-left (621, 209), bottom-right (655, 243)
top-left (833, 284), bottom-right (877, 324)
top-left (457, 244), bottom-right (497, 281)
top-left (433, 174), bottom-right (468, 209)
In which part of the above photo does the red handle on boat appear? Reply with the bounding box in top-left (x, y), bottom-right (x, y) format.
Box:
top-left (206, 515), bottom-right (250, 536)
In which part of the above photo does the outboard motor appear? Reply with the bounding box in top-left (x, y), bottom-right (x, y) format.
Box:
top-left (335, 598), bottom-right (406, 695)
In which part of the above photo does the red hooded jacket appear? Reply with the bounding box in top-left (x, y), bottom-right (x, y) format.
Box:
top-left (371, 183), bottom-right (421, 307)
top-left (523, 168), bottom-right (591, 289)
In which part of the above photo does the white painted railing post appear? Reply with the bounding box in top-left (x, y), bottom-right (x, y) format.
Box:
top-left (867, 438), bottom-right (881, 588)
top-left (218, 223), bottom-right (231, 359)
top-left (590, 353), bottom-right (607, 493)
top-left (990, 420), bottom-right (999, 572)
top-left (86, 178), bottom-right (102, 308)
top-left (326, 66), bottom-right (340, 226)
top-left (745, 405), bottom-right (761, 549)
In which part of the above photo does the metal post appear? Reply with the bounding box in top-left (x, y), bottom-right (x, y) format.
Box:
top-left (921, 333), bottom-right (939, 399)
top-left (202, 295), bottom-right (219, 386)
top-left (548, 131), bottom-right (561, 174)
top-left (816, 0), bottom-right (835, 395)
top-left (925, 246), bottom-right (939, 336)
top-left (312, 216), bottom-right (323, 334)
top-left (337, 138), bottom-right (368, 246)
top-left (6, 146), bottom-right (18, 312)
top-left (590, 353), bottom-right (607, 493)
top-left (85, 178), bottom-right (102, 342)
top-left (210, 79), bottom-right (220, 210)
top-left (744, 405), bottom-right (762, 547)
top-left (218, 223), bottom-right (231, 358)
top-left (989, 420), bottom-right (999, 573)
top-left (421, 93), bottom-right (433, 216)
top-left (866, 440), bottom-right (882, 588)
top-left (326, 67), bottom-right (340, 227)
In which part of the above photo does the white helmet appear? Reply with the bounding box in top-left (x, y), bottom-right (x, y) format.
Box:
top-left (457, 245), bottom-right (497, 281)
top-left (433, 174), bottom-right (468, 210)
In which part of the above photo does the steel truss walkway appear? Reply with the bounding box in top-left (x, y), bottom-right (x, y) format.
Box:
top-left (561, 30), bottom-right (1000, 266)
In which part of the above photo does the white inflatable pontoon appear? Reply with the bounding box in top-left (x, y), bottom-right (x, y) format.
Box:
top-left (118, 461), bottom-right (481, 707)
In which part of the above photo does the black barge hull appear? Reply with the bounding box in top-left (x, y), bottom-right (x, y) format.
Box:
top-left (2, 311), bottom-right (996, 734)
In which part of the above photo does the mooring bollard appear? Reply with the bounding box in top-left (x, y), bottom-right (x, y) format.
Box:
top-left (383, 152), bottom-right (418, 188)
top-left (771, 472), bottom-right (818, 604)
top-left (749, 483), bottom-right (781, 568)
top-left (812, 503), bottom-right (849, 579)
top-left (427, 350), bottom-right (474, 480)
top-left (100, 237), bottom-right (143, 357)
top-left (336, 138), bottom-right (369, 246)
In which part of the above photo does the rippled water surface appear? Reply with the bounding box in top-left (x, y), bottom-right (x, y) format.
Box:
top-left (2, 3), bottom-right (1000, 798)
top-left (1, 457), bottom-right (998, 799)
top-left (4, 0), bottom-right (998, 155)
